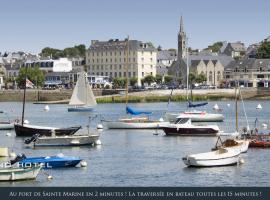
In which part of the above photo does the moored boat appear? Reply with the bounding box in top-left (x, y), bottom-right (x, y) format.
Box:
top-left (25, 133), bottom-right (100, 146)
top-left (182, 148), bottom-right (241, 167)
top-left (15, 123), bottom-right (81, 137)
top-left (165, 111), bottom-right (224, 123)
top-left (102, 117), bottom-right (169, 129)
top-left (0, 166), bottom-right (41, 181)
top-left (160, 117), bottom-right (220, 136)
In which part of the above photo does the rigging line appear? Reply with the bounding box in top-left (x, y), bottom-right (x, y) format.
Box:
top-left (239, 88), bottom-right (250, 131)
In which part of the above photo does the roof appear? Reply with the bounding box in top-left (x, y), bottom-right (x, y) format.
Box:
top-left (88, 39), bottom-right (156, 52)
top-left (225, 58), bottom-right (270, 71)
top-left (186, 54), bottom-right (233, 67)
top-left (229, 42), bottom-right (246, 52)
top-left (157, 50), bottom-right (177, 60)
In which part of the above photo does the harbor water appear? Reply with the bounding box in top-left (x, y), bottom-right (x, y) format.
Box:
top-left (0, 101), bottom-right (269, 187)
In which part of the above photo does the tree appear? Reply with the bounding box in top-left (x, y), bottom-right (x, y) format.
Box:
top-left (113, 77), bottom-right (126, 88)
top-left (256, 40), bottom-right (270, 59)
top-left (155, 74), bottom-right (162, 84)
top-left (74, 44), bottom-right (86, 57)
top-left (196, 73), bottom-right (207, 84)
top-left (17, 67), bottom-right (45, 87)
top-left (129, 77), bottom-right (138, 86)
top-left (143, 75), bottom-right (155, 85)
top-left (63, 47), bottom-right (80, 58)
top-left (204, 41), bottom-right (223, 53)
top-left (164, 75), bottom-right (173, 84)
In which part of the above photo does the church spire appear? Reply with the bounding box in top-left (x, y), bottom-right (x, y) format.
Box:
top-left (180, 15), bottom-right (184, 33)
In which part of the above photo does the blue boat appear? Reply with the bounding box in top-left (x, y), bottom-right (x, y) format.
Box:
top-left (18, 155), bottom-right (82, 169)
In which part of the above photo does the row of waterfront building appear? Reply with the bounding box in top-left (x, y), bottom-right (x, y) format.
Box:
top-left (0, 17), bottom-right (270, 89)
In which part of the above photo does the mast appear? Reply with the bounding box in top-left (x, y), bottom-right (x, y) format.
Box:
top-left (85, 72), bottom-right (88, 106)
top-left (186, 38), bottom-right (189, 101)
top-left (125, 36), bottom-right (129, 108)
top-left (235, 82), bottom-right (238, 132)
top-left (21, 68), bottom-right (27, 126)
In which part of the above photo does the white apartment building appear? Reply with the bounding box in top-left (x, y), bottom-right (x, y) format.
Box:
top-left (86, 39), bottom-right (157, 86)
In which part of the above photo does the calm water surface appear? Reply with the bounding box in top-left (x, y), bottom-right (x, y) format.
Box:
top-left (0, 100), bottom-right (269, 187)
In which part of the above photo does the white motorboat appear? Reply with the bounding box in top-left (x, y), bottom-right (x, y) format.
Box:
top-left (0, 166), bottom-right (41, 181)
top-left (25, 133), bottom-right (100, 147)
top-left (165, 111), bottom-right (224, 123)
top-left (182, 148), bottom-right (241, 167)
top-left (160, 117), bottom-right (220, 136)
top-left (68, 71), bottom-right (97, 112)
top-left (0, 122), bottom-right (14, 130)
top-left (102, 117), bottom-right (170, 129)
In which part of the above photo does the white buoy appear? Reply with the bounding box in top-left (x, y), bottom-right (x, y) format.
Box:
top-left (227, 104), bottom-right (230, 107)
top-left (47, 175), bottom-right (53, 180)
top-left (256, 104), bottom-right (262, 109)
top-left (159, 117), bottom-right (164, 122)
top-left (97, 124), bottom-right (103, 129)
top-left (44, 105), bottom-right (50, 111)
top-left (9, 152), bottom-right (16, 158)
top-left (80, 160), bottom-right (88, 167)
top-left (262, 123), bottom-right (268, 128)
top-left (95, 139), bottom-right (102, 145)
top-left (239, 158), bottom-right (245, 164)
top-left (6, 132), bottom-right (11, 137)
top-left (24, 120), bottom-right (29, 124)
top-left (213, 104), bottom-right (219, 110)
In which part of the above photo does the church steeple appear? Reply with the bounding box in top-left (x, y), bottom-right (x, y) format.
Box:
top-left (178, 15), bottom-right (187, 60)
top-left (180, 15), bottom-right (184, 33)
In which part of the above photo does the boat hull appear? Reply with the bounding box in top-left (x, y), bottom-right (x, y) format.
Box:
top-left (103, 120), bottom-right (169, 129)
top-left (20, 157), bottom-right (82, 168)
top-left (165, 112), bottom-right (224, 122)
top-left (33, 135), bottom-right (100, 146)
top-left (0, 122), bottom-right (14, 130)
top-left (0, 166), bottom-right (41, 181)
top-left (162, 127), bottom-right (219, 136)
top-left (183, 149), bottom-right (241, 167)
top-left (68, 106), bottom-right (94, 112)
top-left (14, 124), bottom-right (81, 137)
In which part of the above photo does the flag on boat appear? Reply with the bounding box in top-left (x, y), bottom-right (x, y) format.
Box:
top-left (26, 79), bottom-right (34, 88)
top-left (126, 106), bottom-right (152, 115)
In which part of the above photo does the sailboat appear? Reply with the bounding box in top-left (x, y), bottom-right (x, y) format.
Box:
top-left (14, 73), bottom-right (81, 137)
top-left (213, 86), bottom-right (249, 153)
top-left (165, 40), bottom-right (224, 123)
top-left (68, 71), bottom-right (97, 112)
top-left (102, 37), bottom-right (169, 129)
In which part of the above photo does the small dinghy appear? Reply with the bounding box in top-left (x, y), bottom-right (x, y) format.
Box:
top-left (12, 154), bottom-right (82, 168)
top-left (182, 148), bottom-right (241, 167)
top-left (0, 166), bottom-right (41, 181)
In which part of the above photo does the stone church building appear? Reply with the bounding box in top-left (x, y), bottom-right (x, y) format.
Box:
top-left (168, 16), bottom-right (233, 87)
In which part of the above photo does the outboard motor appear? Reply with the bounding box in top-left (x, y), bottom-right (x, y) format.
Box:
top-left (9, 153), bottom-right (27, 165)
top-left (24, 134), bottom-right (41, 144)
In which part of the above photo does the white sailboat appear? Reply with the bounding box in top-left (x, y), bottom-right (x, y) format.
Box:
top-left (68, 71), bottom-right (97, 112)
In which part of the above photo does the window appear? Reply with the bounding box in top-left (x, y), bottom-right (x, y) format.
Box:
top-left (209, 71), bottom-right (213, 82)
top-left (114, 72), bottom-right (117, 77)
top-left (101, 72), bottom-right (104, 76)
top-left (110, 72), bottom-right (112, 77)
top-left (124, 72), bottom-right (126, 77)
top-left (110, 65), bottom-right (113, 70)
top-left (119, 65), bottom-right (122, 70)
top-left (133, 58), bottom-right (136, 62)
top-left (128, 72), bottom-right (131, 77)
top-left (142, 72), bottom-right (144, 77)
top-left (119, 72), bottom-right (122, 77)
top-left (97, 65), bottom-right (99, 70)
top-left (133, 72), bottom-right (136, 77)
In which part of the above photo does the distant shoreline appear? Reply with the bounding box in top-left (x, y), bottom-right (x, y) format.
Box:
top-left (1, 88), bottom-right (270, 104)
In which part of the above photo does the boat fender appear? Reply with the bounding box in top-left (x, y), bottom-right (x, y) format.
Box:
top-left (95, 140), bottom-right (102, 145)
top-left (239, 158), bottom-right (245, 164)
top-left (47, 175), bottom-right (53, 180)
top-left (9, 152), bottom-right (17, 158)
top-left (6, 132), bottom-right (11, 137)
top-left (80, 160), bottom-right (88, 167)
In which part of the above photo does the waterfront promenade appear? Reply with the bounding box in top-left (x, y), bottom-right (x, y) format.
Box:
top-left (0, 88), bottom-right (270, 103)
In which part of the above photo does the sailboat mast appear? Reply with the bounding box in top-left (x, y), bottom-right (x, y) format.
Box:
top-left (125, 36), bottom-right (129, 107)
top-left (21, 69), bottom-right (27, 126)
top-left (235, 82), bottom-right (238, 132)
top-left (85, 72), bottom-right (88, 106)
top-left (186, 38), bottom-right (189, 101)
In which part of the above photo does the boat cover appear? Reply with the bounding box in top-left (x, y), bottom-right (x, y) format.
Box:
top-left (126, 106), bottom-right (152, 115)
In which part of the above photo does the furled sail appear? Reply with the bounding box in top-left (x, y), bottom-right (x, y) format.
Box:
top-left (126, 106), bottom-right (152, 115)
top-left (187, 100), bottom-right (208, 108)
top-left (69, 72), bottom-right (97, 106)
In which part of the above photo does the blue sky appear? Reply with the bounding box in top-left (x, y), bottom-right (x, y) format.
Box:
top-left (1, 0), bottom-right (269, 53)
